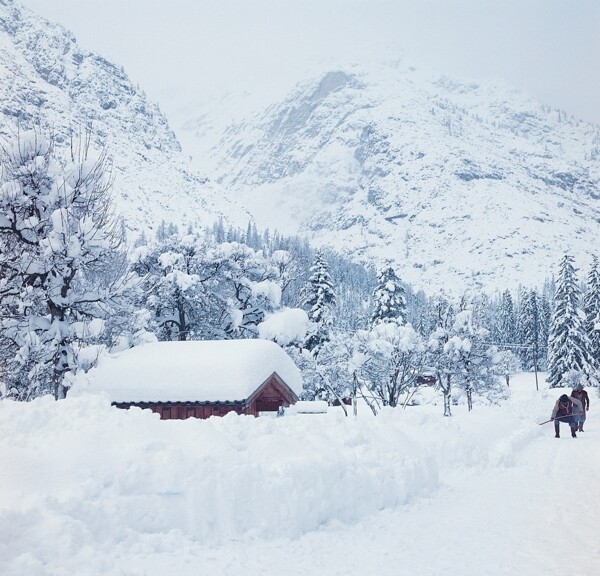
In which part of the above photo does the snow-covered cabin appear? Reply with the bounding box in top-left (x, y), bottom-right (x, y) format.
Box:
top-left (83, 340), bottom-right (302, 419)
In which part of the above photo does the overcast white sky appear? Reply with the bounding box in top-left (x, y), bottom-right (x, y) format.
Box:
top-left (19, 0), bottom-right (600, 124)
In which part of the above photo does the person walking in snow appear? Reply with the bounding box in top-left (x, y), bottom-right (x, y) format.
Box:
top-left (551, 394), bottom-right (583, 438)
top-left (570, 383), bottom-right (590, 432)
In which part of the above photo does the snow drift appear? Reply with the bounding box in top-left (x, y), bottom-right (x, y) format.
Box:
top-left (1, 375), bottom-right (598, 576)
top-left (0, 395), bottom-right (436, 550)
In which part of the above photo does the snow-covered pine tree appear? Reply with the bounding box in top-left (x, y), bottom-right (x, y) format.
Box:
top-left (520, 290), bottom-right (541, 371)
top-left (515, 286), bottom-right (529, 366)
top-left (495, 289), bottom-right (517, 347)
top-left (584, 255), bottom-right (600, 369)
top-left (472, 292), bottom-right (493, 337)
top-left (370, 266), bottom-right (407, 326)
top-left (301, 251), bottom-right (336, 354)
top-left (537, 294), bottom-right (552, 370)
top-left (405, 287), bottom-right (429, 335)
top-left (547, 255), bottom-right (594, 388)
top-left (0, 130), bottom-right (126, 400)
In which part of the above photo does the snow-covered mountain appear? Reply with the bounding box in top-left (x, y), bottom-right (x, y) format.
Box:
top-left (0, 0), bottom-right (250, 239)
top-left (5, 0), bottom-right (600, 293)
top-left (182, 63), bottom-right (600, 292)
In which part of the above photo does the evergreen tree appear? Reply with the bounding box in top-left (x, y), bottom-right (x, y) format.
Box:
top-left (520, 290), bottom-right (541, 371)
top-left (155, 220), bottom-right (169, 243)
top-left (538, 294), bottom-right (552, 370)
top-left (212, 218), bottom-right (225, 243)
top-left (515, 286), bottom-right (529, 366)
top-left (405, 288), bottom-right (429, 336)
top-left (472, 292), bottom-right (494, 337)
top-left (547, 255), bottom-right (593, 388)
top-left (584, 255), bottom-right (600, 368)
top-left (495, 290), bottom-right (516, 347)
top-left (370, 266), bottom-right (407, 326)
top-left (301, 251), bottom-right (336, 354)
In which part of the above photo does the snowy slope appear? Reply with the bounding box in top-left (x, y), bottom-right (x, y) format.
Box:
top-left (182, 63), bottom-right (600, 292)
top-left (0, 0), bottom-right (251, 239)
top-left (1, 374), bottom-right (599, 575)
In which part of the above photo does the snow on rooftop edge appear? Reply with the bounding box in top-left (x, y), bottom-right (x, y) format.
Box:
top-left (74, 339), bottom-right (303, 403)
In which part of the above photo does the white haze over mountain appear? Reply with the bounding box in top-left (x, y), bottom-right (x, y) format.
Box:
top-left (19, 0), bottom-right (600, 130)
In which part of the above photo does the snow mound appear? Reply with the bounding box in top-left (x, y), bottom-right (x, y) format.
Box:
top-left (0, 395), bottom-right (438, 553)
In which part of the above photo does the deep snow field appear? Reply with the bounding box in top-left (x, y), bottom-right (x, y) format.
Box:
top-left (1, 373), bottom-right (599, 576)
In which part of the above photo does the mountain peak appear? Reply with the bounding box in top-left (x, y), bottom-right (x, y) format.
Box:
top-left (186, 63), bottom-right (600, 292)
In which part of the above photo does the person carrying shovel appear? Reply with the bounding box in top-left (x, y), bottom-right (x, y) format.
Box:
top-left (551, 394), bottom-right (583, 438)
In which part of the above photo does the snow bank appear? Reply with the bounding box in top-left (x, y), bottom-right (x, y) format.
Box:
top-left (0, 395), bottom-right (437, 556)
top-left (2, 373), bottom-right (595, 576)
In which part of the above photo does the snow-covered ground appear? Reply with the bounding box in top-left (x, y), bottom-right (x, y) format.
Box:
top-left (1, 373), bottom-right (598, 575)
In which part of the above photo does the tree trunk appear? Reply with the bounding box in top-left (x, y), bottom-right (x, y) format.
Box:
top-left (441, 373), bottom-right (452, 417)
top-left (177, 293), bottom-right (187, 341)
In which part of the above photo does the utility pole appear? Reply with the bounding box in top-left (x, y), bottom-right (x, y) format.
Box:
top-left (533, 345), bottom-right (539, 391)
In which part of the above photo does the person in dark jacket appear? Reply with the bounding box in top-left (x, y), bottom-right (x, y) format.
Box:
top-left (551, 394), bottom-right (583, 438)
top-left (571, 383), bottom-right (590, 432)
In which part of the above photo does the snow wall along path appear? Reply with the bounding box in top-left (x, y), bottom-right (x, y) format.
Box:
top-left (0, 395), bottom-right (438, 550)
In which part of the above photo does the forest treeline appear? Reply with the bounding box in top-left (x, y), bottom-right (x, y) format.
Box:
top-left (1, 131), bottom-right (598, 414)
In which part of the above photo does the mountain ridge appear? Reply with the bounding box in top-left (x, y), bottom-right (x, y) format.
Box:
top-left (0, 0), bottom-right (251, 240)
top-left (181, 62), bottom-right (600, 292)
top-left (5, 0), bottom-right (600, 294)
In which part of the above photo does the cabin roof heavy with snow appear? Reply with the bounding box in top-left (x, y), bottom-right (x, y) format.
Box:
top-left (82, 339), bottom-right (302, 419)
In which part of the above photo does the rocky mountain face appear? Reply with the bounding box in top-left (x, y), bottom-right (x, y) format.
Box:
top-left (0, 0), bottom-right (250, 240)
top-left (186, 64), bottom-right (600, 292)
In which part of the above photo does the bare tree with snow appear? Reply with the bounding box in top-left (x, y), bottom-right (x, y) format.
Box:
top-left (355, 322), bottom-right (425, 408)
